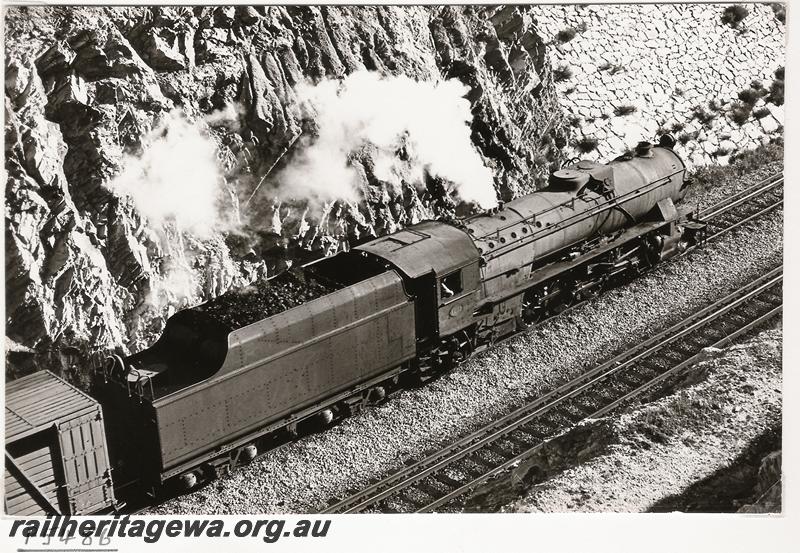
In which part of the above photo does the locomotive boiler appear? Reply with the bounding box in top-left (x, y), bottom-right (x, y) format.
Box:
top-left (6, 136), bottom-right (705, 512)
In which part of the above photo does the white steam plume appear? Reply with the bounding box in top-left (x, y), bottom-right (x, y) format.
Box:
top-left (275, 71), bottom-right (498, 209)
top-left (110, 108), bottom-right (239, 239)
top-left (205, 103), bottom-right (245, 131)
top-left (109, 107), bottom-right (245, 313)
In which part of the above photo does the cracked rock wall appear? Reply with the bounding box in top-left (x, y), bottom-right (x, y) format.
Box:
top-left (532, 3), bottom-right (785, 166)
top-left (5, 6), bottom-right (566, 380)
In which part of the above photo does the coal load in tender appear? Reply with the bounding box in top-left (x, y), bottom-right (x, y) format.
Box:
top-left (192, 270), bottom-right (339, 331)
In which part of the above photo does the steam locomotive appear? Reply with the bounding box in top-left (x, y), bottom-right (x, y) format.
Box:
top-left (5, 136), bottom-right (705, 514)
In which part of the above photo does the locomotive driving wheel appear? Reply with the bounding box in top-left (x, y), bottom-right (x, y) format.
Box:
top-left (449, 330), bottom-right (474, 366)
top-left (642, 234), bottom-right (665, 267)
top-left (519, 294), bottom-right (542, 330)
top-left (543, 281), bottom-right (573, 315)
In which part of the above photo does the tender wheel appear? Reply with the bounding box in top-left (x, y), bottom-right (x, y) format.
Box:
top-left (178, 471), bottom-right (198, 491)
top-left (239, 444), bottom-right (257, 463)
top-left (366, 387), bottom-right (386, 405)
top-left (315, 408), bottom-right (335, 425)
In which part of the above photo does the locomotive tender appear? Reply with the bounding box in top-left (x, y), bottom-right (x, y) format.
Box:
top-left (5, 136), bottom-right (704, 513)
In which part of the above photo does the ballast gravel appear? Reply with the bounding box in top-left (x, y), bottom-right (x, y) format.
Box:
top-left (149, 166), bottom-right (783, 515)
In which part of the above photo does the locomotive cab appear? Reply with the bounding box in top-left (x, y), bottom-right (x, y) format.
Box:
top-left (355, 221), bottom-right (481, 345)
top-left (436, 260), bottom-right (481, 337)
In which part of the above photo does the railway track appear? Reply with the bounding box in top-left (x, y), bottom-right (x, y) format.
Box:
top-left (321, 265), bottom-right (782, 513)
top-left (320, 174), bottom-right (783, 514)
top-left (698, 172), bottom-right (783, 241)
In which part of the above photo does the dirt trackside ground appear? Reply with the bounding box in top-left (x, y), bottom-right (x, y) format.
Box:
top-left (465, 325), bottom-right (782, 513)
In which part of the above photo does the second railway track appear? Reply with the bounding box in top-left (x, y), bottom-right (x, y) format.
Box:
top-left (322, 266), bottom-right (782, 514)
top-left (698, 172), bottom-right (783, 241)
top-left (320, 174), bottom-right (783, 514)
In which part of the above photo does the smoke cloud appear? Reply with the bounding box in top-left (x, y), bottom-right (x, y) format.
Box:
top-left (109, 109), bottom-right (238, 239)
top-left (109, 108), bottom-right (244, 313)
top-left (274, 71), bottom-right (498, 209)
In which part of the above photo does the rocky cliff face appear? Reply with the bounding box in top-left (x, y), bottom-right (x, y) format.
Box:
top-left (4, 6), bottom-right (566, 379)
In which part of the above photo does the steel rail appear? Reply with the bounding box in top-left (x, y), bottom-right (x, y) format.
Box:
top-left (705, 199), bottom-right (783, 241)
top-left (321, 266), bottom-right (782, 514)
top-left (699, 174), bottom-right (783, 220)
top-left (589, 305), bottom-right (782, 419)
top-left (419, 303), bottom-right (782, 513)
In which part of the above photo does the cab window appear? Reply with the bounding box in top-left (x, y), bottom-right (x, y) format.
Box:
top-left (440, 270), bottom-right (463, 300)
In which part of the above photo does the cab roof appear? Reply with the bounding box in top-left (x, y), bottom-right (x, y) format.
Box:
top-left (356, 220), bottom-right (479, 278)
